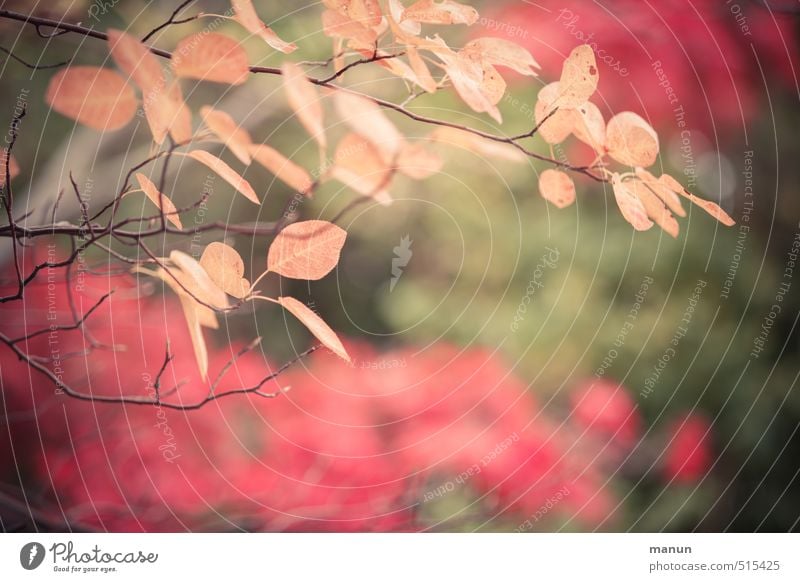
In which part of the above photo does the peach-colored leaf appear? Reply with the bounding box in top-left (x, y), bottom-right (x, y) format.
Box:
top-left (396, 143), bottom-right (443, 179)
top-left (324, 0), bottom-right (383, 28)
top-left (232, 0), bottom-right (297, 53)
top-left (0, 153), bottom-right (20, 187)
top-left (558, 44), bottom-right (598, 108)
top-left (635, 168), bottom-right (685, 217)
top-left (200, 242), bottom-right (250, 298)
top-left (572, 101), bottom-right (606, 153)
top-left (656, 173), bottom-right (733, 225)
top-left (321, 9), bottom-right (378, 49)
top-left (268, 220), bottom-right (347, 280)
top-left (143, 81), bottom-right (192, 144)
top-left (45, 66), bottom-right (137, 131)
top-left (282, 62), bottom-right (326, 149)
top-left (627, 178), bottom-right (678, 237)
top-left (402, 0), bottom-right (479, 25)
top-left (606, 111), bottom-right (659, 167)
top-left (428, 126), bottom-right (525, 162)
top-left (107, 29), bottom-right (165, 95)
top-left (611, 173), bottom-right (653, 231)
top-left (407, 46), bottom-right (438, 92)
top-left (463, 37), bottom-right (540, 77)
top-left (169, 250), bottom-right (231, 310)
top-left (187, 150), bottom-right (259, 204)
top-left (277, 296), bottom-right (350, 361)
top-left (134, 173), bottom-right (183, 229)
top-left (331, 132), bottom-right (393, 205)
top-left (333, 90), bottom-right (404, 158)
top-left (388, 0), bottom-right (421, 36)
top-left (534, 82), bottom-right (575, 144)
top-left (538, 169), bottom-right (576, 208)
top-left (200, 106), bottom-right (253, 165)
top-left (172, 33), bottom-right (249, 85)
top-left (439, 51), bottom-right (502, 123)
top-left (248, 144), bottom-right (313, 194)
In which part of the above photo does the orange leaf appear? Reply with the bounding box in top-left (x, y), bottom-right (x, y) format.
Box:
top-left (200, 106), bottom-right (253, 165)
top-left (611, 173), bottom-right (653, 231)
top-left (324, 0), bottom-right (383, 28)
top-left (277, 296), bottom-right (350, 361)
top-left (655, 173), bottom-right (733, 227)
top-left (428, 126), bottom-right (525, 162)
top-left (281, 62), bottom-right (326, 149)
top-left (268, 220), bottom-right (347, 280)
top-left (169, 250), bottom-right (231, 310)
top-left (331, 132), bottom-right (393, 205)
top-left (538, 169), bottom-right (576, 208)
top-left (333, 90), bottom-right (404, 159)
top-left (402, 0), bottom-right (479, 25)
top-left (45, 66), bottom-right (137, 131)
top-left (606, 111), bottom-right (659, 167)
top-left (534, 82), bottom-right (575, 144)
top-left (572, 101), bottom-right (606, 153)
top-left (463, 37), bottom-right (540, 77)
top-left (439, 51), bottom-right (503, 123)
top-left (232, 0), bottom-right (297, 53)
top-left (134, 173), bottom-right (183, 229)
top-left (172, 33), bottom-right (249, 85)
top-left (248, 143), bottom-right (313, 194)
top-left (396, 143), bottom-right (443, 179)
top-left (406, 46), bottom-right (438, 93)
top-left (321, 9), bottom-right (378, 49)
top-left (558, 44), bottom-right (598, 108)
top-left (143, 80), bottom-right (192, 144)
top-left (187, 150), bottom-right (259, 204)
top-left (107, 29), bottom-right (165, 95)
top-left (627, 178), bottom-right (679, 237)
top-left (200, 242), bottom-right (250, 298)
top-left (635, 168), bottom-right (685, 217)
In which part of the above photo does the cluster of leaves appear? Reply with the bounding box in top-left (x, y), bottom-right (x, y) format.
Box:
top-left (12, 0), bottom-right (734, 386)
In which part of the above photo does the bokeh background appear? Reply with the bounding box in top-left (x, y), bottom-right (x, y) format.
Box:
top-left (1, 0), bottom-right (799, 532)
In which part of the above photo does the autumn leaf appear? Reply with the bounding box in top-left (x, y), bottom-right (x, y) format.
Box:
top-left (282, 62), bottom-right (326, 149)
top-left (462, 37), bottom-right (540, 77)
top-left (657, 173), bottom-right (735, 226)
top-left (331, 132), bottom-right (393, 205)
top-left (169, 250), bottom-right (231, 310)
top-left (538, 169), bottom-right (576, 209)
top-left (572, 101), bottom-right (606, 153)
top-left (232, 0), bottom-right (297, 53)
top-left (396, 143), bottom-right (443, 179)
top-left (333, 90), bottom-right (404, 159)
top-left (186, 150), bottom-right (259, 204)
top-left (440, 51), bottom-right (503, 123)
top-left (428, 126), bottom-right (525, 162)
top-left (277, 296), bottom-right (350, 361)
top-left (200, 106), bottom-right (253, 165)
top-left (388, 0), bottom-right (421, 36)
top-left (172, 33), bottom-right (250, 85)
top-left (134, 173), bottom-right (183, 229)
top-left (268, 220), bottom-right (347, 280)
top-left (606, 111), bottom-right (659, 167)
top-left (627, 178), bottom-right (679, 237)
top-left (323, 0), bottom-right (383, 28)
top-left (143, 80), bottom-right (192, 145)
top-left (107, 29), bottom-right (165, 95)
top-left (635, 167), bottom-right (686, 217)
top-left (248, 143), bottom-right (313, 194)
top-left (534, 82), bottom-right (575, 144)
top-left (558, 44), bottom-right (598, 108)
top-left (46, 67), bottom-right (138, 131)
top-left (402, 0), bottom-right (479, 26)
top-left (407, 46), bottom-right (437, 93)
top-left (611, 173), bottom-right (653, 231)
top-left (321, 9), bottom-right (378, 49)
top-left (200, 242), bottom-right (250, 298)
